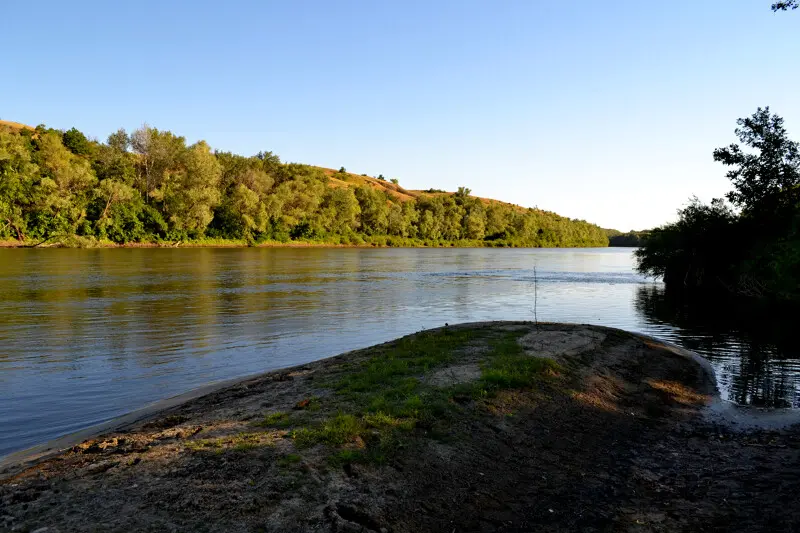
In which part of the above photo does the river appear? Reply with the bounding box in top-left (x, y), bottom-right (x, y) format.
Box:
top-left (0, 247), bottom-right (797, 457)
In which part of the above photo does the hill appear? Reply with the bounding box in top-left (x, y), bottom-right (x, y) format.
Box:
top-left (0, 121), bottom-right (610, 248)
top-left (0, 119), bottom-right (35, 133)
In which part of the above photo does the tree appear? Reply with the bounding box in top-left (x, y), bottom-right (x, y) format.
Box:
top-left (319, 187), bottom-right (360, 234)
top-left (463, 205), bottom-right (486, 240)
top-left (455, 186), bottom-right (472, 199)
top-left (0, 121), bottom-right (613, 248)
top-left (31, 132), bottom-right (97, 237)
top-left (0, 131), bottom-right (38, 240)
top-left (354, 186), bottom-right (389, 235)
top-left (485, 204), bottom-right (508, 237)
top-left (256, 150), bottom-right (281, 177)
top-left (93, 178), bottom-right (137, 237)
top-left (107, 129), bottom-right (129, 153)
top-left (93, 135), bottom-right (136, 186)
top-left (154, 141), bottom-right (221, 236)
top-left (713, 107), bottom-right (800, 217)
top-left (269, 165), bottom-right (327, 232)
top-left (62, 127), bottom-right (93, 156)
top-left (635, 198), bottom-right (737, 287)
top-left (637, 108), bottom-right (800, 300)
top-left (772, 1), bottom-right (798, 10)
top-left (417, 209), bottom-right (440, 240)
top-left (130, 126), bottom-right (186, 199)
top-left (440, 196), bottom-right (464, 240)
top-left (390, 178), bottom-right (399, 185)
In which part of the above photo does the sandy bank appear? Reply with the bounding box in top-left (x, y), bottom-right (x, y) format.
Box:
top-left (2, 322), bottom-right (799, 532)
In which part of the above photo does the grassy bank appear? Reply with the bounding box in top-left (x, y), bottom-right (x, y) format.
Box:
top-left (4, 323), bottom-right (798, 532)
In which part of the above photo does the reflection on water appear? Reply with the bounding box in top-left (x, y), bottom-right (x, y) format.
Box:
top-left (634, 286), bottom-right (800, 409)
top-left (0, 247), bottom-right (797, 457)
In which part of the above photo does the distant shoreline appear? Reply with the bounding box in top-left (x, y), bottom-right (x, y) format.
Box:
top-left (0, 239), bottom-right (615, 250)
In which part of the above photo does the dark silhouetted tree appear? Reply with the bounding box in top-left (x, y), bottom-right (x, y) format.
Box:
top-left (772, 1), bottom-right (798, 11)
top-left (713, 107), bottom-right (800, 217)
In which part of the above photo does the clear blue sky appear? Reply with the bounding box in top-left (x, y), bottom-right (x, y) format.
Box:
top-left (3, 1), bottom-right (798, 230)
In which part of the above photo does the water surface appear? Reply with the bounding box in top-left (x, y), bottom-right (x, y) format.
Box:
top-left (0, 247), bottom-right (797, 457)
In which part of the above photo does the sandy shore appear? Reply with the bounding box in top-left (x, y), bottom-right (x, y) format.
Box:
top-left (2, 322), bottom-right (799, 532)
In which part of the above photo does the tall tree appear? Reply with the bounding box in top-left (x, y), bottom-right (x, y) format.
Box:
top-left (713, 107), bottom-right (800, 217)
top-left (130, 126), bottom-right (185, 199)
top-left (156, 141), bottom-right (221, 235)
top-left (319, 187), bottom-right (360, 234)
top-left (0, 131), bottom-right (37, 240)
top-left (33, 132), bottom-right (97, 236)
top-left (354, 186), bottom-right (389, 235)
top-left (61, 127), bottom-right (93, 156)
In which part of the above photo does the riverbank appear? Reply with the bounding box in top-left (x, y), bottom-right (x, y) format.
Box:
top-left (0, 238), bottom-right (375, 249)
top-left (0, 237), bottom-right (608, 249)
top-left (2, 322), bottom-right (799, 532)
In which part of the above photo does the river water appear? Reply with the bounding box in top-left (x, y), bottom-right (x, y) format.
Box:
top-left (0, 247), bottom-right (797, 457)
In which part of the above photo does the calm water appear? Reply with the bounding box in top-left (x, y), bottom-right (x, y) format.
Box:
top-left (0, 248), bottom-right (797, 457)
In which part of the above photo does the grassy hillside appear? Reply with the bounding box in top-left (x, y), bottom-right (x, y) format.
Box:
top-left (0, 120), bottom-right (35, 133)
top-left (317, 166), bottom-right (558, 214)
top-left (0, 121), bottom-right (610, 248)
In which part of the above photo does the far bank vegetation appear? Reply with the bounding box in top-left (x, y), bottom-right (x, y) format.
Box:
top-left (0, 122), bottom-right (608, 248)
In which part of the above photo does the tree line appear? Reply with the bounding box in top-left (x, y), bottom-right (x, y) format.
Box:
top-left (606, 229), bottom-right (650, 247)
top-left (636, 107), bottom-right (800, 301)
top-left (0, 124), bottom-right (608, 247)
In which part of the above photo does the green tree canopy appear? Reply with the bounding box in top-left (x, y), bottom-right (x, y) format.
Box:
top-left (61, 127), bottom-right (93, 156)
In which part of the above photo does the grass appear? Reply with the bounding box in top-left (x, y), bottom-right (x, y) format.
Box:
top-left (255, 411), bottom-right (293, 428)
top-left (288, 327), bottom-right (562, 464)
top-left (458, 331), bottom-right (562, 398)
top-left (292, 413), bottom-right (363, 448)
top-left (277, 454), bottom-right (303, 468)
top-left (185, 432), bottom-right (276, 453)
top-left (184, 327), bottom-right (563, 466)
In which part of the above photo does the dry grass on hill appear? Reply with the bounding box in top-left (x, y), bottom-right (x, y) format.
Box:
top-left (0, 120), bottom-right (34, 133)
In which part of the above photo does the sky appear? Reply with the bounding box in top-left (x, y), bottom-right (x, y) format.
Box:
top-left (3, 1), bottom-right (798, 230)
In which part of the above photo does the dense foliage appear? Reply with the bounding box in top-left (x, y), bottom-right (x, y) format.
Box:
top-left (636, 108), bottom-right (800, 301)
top-left (772, 1), bottom-right (798, 11)
top-left (0, 124), bottom-right (608, 248)
top-left (606, 229), bottom-right (650, 247)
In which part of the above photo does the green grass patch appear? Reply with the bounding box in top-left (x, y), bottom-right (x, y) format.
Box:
top-left (478, 332), bottom-right (562, 393)
top-left (185, 432), bottom-right (274, 453)
top-left (332, 329), bottom-right (478, 417)
top-left (288, 328), bottom-right (562, 464)
top-left (185, 438), bottom-right (223, 452)
top-left (277, 453), bottom-right (303, 468)
top-left (254, 411), bottom-right (292, 428)
top-left (290, 329), bottom-right (481, 460)
top-left (292, 413), bottom-right (364, 448)
top-left (363, 411), bottom-right (416, 431)
top-left (328, 449), bottom-right (366, 467)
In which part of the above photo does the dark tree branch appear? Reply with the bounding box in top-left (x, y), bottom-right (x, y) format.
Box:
top-left (772, 1), bottom-right (798, 11)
